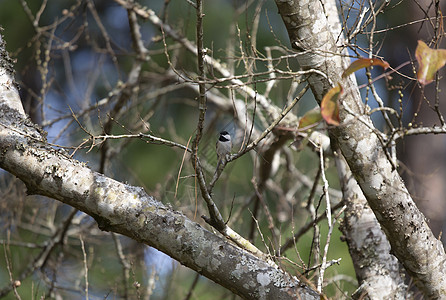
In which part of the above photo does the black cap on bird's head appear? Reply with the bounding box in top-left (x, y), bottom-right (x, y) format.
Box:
top-left (219, 131), bottom-right (230, 142)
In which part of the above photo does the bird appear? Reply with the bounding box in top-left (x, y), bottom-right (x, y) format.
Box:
top-left (216, 131), bottom-right (232, 163)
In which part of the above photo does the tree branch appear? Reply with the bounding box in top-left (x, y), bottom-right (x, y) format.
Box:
top-left (274, 0), bottom-right (446, 297)
top-left (0, 107), bottom-right (319, 299)
top-left (0, 31), bottom-right (319, 299)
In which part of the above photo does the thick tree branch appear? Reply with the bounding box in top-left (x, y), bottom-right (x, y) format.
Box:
top-left (332, 140), bottom-right (408, 299)
top-left (274, 0), bottom-right (446, 298)
top-left (320, 1), bottom-right (408, 298)
top-left (0, 106), bottom-right (320, 300)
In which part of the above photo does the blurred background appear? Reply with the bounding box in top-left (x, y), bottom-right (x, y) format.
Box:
top-left (0, 0), bottom-right (445, 299)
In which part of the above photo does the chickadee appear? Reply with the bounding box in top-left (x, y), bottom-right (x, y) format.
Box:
top-left (216, 131), bottom-right (232, 162)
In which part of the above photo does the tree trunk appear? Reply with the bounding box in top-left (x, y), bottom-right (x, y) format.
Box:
top-left (274, 0), bottom-right (446, 298)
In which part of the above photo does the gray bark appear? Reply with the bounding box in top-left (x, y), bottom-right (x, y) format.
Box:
top-left (334, 143), bottom-right (409, 299)
top-left (320, 1), bottom-right (409, 298)
top-left (274, 0), bottom-right (446, 298)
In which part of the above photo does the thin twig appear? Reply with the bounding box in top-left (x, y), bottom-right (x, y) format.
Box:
top-left (229, 84), bottom-right (309, 161)
top-left (112, 233), bottom-right (130, 299)
top-left (79, 235), bottom-right (89, 300)
top-left (317, 140), bottom-right (331, 292)
top-left (278, 201), bottom-right (344, 256)
top-left (183, 273), bottom-right (200, 300)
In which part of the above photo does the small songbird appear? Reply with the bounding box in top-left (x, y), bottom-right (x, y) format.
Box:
top-left (216, 131), bottom-right (232, 162)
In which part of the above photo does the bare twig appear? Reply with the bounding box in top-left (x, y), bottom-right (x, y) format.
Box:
top-left (229, 84), bottom-right (309, 161)
top-left (317, 141), bottom-right (331, 292)
top-left (79, 235), bottom-right (89, 300)
top-left (112, 233), bottom-right (131, 299)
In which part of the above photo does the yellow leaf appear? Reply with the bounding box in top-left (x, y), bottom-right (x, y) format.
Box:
top-left (416, 40), bottom-right (446, 85)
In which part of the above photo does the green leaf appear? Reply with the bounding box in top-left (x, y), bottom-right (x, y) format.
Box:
top-left (415, 40), bottom-right (446, 85)
top-left (298, 108), bottom-right (323, 130)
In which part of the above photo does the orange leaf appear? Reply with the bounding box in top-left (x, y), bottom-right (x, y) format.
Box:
top-left (321, 84), bottom-right (342, 126)
top-left (299, 108), bottom-right (323, 130)
top-left (342, 58), bottom-right (390, 78)
top-left (415, 40), bottom-right (446, 85)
